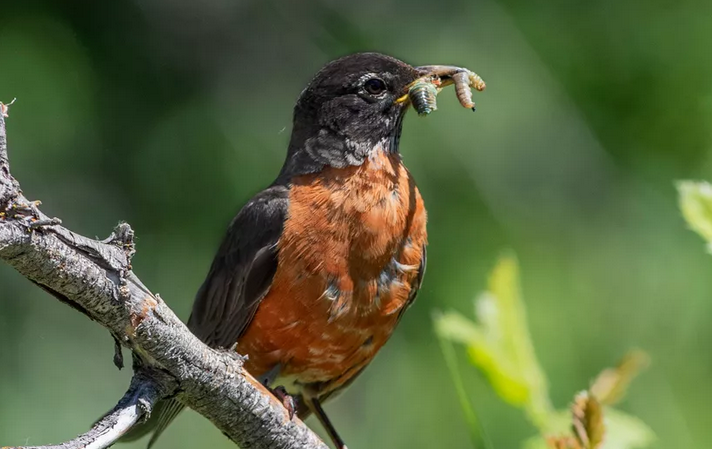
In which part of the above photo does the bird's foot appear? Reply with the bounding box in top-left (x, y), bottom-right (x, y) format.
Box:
top-left (270, 385), bottom-right (296, 420)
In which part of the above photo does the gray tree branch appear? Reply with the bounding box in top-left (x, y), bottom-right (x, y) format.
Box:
top-left (13, 372), bottom-right (168, 449)
top-left (0, 103), bottom-right (328, 449)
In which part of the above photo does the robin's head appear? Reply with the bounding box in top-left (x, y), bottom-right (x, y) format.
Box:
top-left (281, 53), bottom-right (422, 176)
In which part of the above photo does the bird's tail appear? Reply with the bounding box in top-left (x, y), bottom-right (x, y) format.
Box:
top-left (119, 398), bottom-right (185, 448)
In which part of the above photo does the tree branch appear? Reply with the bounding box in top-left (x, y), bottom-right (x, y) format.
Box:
top-left (0, 103), bottom-right (328, 449)
top-left (10, 372), bottom-right (168, 449)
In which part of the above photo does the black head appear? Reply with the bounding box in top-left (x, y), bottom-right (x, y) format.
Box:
top-left (280, 53), bottom-right (421, 177)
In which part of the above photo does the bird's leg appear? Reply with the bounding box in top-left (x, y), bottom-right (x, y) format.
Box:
top-left (305, 396), bottom-right (348, 449)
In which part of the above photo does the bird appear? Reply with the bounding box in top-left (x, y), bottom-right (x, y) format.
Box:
top-left (123, 52), bottom-right (465, 449)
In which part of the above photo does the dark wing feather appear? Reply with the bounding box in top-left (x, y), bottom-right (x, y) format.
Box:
top-left (188, 184), bottom-right (289, 348)
top-left (121, 184), bottom-right (290, 446)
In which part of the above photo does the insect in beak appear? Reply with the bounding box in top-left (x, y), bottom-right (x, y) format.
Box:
top-left (399, 65), bottom-right (486, 115)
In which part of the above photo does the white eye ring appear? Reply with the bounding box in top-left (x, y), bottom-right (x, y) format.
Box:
top-left (364, 77), bottom-right (387, 95)
top-left (357, 73), bottom-right (388, 97)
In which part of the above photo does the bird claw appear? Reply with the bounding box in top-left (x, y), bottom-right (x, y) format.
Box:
top-left (271, 385), bottom-right (296, 420)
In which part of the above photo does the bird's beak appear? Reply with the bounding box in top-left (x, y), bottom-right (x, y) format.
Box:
top-left (414, 65), bottom-right (485, 89)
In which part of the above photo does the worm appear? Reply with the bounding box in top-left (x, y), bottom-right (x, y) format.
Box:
top-left (409, 79), bottom-right (440, 116)
top-left (406, 68), bottom-right (486, 115)
top-left (452, 71), bottom-right (485, 111)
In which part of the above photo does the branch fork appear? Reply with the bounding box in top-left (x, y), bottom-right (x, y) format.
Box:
top-left (0, 100), bottom-right (328, 449)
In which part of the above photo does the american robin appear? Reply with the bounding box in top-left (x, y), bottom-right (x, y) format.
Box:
top-left (125, 52), bottom-right (474, 449)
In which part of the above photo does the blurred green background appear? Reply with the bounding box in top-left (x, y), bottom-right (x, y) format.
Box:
top-left (1, 0), bottom-right (711, 447)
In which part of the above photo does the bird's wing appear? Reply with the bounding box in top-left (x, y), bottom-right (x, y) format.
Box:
top-left (122, 184), bottom-right (290, 448)
top-left (188, 184), bottom-right (289, 348)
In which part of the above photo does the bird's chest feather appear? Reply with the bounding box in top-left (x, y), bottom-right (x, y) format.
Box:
top-left (238, 148), bottom-right (427, 388)
top-left (280, 148), bottom-right (426, 318)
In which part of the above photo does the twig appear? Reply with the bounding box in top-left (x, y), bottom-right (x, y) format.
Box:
top-left (0, 105), bottom-right (328, 449)
top-left (4, 372), bottom-right (168, 449)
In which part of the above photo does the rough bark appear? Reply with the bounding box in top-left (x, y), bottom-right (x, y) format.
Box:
top-left (0, 103), bottom-right (328, 449)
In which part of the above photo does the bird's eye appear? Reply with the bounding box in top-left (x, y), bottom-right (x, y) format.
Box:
top-left (364, 78), bottom-right (387, 95)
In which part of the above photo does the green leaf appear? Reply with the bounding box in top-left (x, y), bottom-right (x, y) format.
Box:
top-left (435, 253), bottom-right (655, 449)
top-left (524, 408), bottom-right (655, 449)
top-left (472, 254), bottom-right (553, 427)
top-left (434, 309), bottom-right (484, 345)
top-left (677, 181), bottom-right (712, 249)
top-left (435, 253), bottom-right (555, 429)
top-left (602, 408), bottom-right (656, 449)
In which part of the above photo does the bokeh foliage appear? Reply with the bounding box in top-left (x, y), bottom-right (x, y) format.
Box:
top-left (2, 0), bottom-right (712, 448)
top-left (435, 254), bottom-right (655, 449)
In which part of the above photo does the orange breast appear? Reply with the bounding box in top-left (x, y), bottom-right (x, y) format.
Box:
top-left (237, 147), bottom-right (427, 397)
